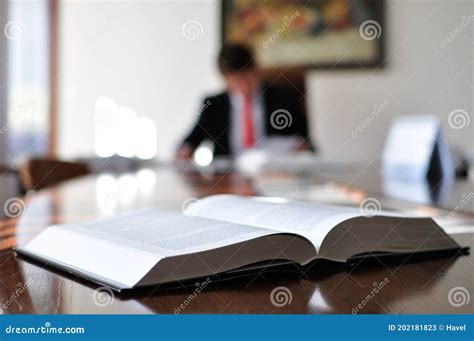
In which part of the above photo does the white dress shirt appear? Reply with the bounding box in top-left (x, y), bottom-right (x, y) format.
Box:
top-left (229, 88), bottom-right (265, 157)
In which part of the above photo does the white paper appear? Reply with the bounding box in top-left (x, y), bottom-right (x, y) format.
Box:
top-left (382, 115), bottom-right (454, 181)
top-left (57, 209), bottom-right (276, 257)
top-left (197, 195), bottom-right (365, 251)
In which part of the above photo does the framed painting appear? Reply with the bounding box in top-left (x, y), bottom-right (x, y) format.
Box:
top-left (221, 0), bottom-right (385, 69)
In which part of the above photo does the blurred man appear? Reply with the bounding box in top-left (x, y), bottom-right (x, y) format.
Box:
top-left (176, 43), bottom-right (312, 160)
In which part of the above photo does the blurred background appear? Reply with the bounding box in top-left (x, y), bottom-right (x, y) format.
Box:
top-left (0, 0), bottom-right (472, 205)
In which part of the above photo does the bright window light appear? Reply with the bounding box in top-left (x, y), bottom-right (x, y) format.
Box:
top-left (194, 143), bottom-right (213, 166)
top-left (94, 97), bottom-right (157, 159)
top-left (95, 128), bottom-right (115, 158)
top-left (116, 106), bottom-right (137, 158)
top-left (135, 117), bottom-right (157, 160)
top-left (94, 97), bottom-right (118, 158)
top-left (136, 168), bottom-right (156, 191)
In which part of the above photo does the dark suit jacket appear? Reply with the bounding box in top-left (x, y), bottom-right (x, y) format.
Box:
top-left (182, 84), bottom-right (313, 157)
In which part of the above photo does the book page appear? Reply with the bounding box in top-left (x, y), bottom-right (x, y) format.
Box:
top-left (55, 209), bottom-right (279, 257)
top-left (197, 195), bottom-right (363, 251)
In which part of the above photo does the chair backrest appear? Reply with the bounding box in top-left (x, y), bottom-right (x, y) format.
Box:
top-left (0, 164), bottom-right (17, 175)
top-left (258, 68), bottom-right (308, 117)
top-left (258, 68), bottom-right (316, 151)
top-left (20, 158), bottom-right (91, 192)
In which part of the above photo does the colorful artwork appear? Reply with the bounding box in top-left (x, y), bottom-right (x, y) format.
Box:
top-left (222, 0), bottom-right (385, 69)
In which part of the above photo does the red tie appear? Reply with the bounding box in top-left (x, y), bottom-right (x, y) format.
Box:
top-left (242, 95), bottom-right (255, 148)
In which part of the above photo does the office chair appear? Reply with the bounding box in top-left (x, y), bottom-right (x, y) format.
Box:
top-left (19, 158), bottom-right (91, 192)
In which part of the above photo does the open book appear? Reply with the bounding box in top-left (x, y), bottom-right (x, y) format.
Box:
top-left (16, 195), bottom-right (461, 291)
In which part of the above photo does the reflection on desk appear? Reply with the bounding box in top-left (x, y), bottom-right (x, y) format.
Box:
top-left (0, 165), bottom-right (472, 314)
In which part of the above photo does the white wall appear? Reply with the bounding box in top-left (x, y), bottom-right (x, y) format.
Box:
top-left (58, 0), bottom-right (473, 162)
top-left (58, 0), bottom-right (222, 160)
top-left (308, 0), bottom-right (473, 162)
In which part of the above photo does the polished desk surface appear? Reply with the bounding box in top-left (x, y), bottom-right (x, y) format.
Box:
top-left (0, 164), bottom-right (473, 314)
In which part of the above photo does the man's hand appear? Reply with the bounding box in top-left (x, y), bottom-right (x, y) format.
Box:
top-left (175, 144), bottom-right (194, 161)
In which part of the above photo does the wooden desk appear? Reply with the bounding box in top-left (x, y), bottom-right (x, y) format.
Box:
top-left (0, 166), bottom-right (472, 314)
